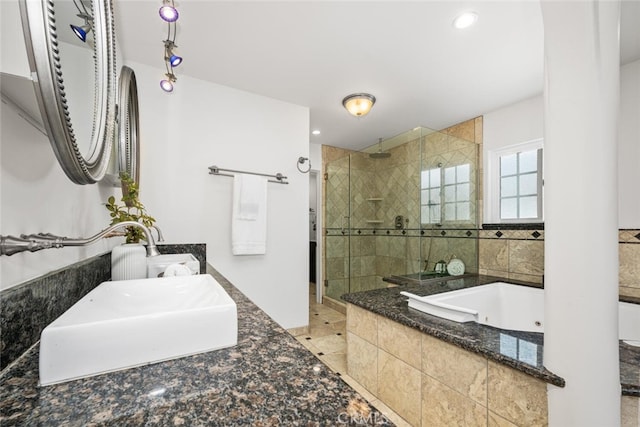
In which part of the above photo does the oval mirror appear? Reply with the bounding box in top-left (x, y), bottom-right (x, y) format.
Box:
top-left (117, 65), bottom-right (140, 186)
top-left (19, 0), bottom-right (117, 184)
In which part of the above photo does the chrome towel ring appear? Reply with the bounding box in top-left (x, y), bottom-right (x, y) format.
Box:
top-left (297, 157), bottom-right (311, 173)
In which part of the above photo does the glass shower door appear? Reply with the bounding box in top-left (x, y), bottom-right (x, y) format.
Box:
top-left (324, 155), bottom-right (350, 301)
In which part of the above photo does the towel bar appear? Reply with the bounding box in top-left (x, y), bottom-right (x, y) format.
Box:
top-left (208, 166), bottom-right (289, 184)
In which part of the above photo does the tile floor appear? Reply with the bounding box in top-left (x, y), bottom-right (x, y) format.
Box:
top-left (289, 284), bottom-right (411, 427)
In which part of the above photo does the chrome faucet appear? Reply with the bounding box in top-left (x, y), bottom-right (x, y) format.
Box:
top-left (150, 225), bottom-right (165, 242)
top-left (1, 221), bottom-right (160, 257)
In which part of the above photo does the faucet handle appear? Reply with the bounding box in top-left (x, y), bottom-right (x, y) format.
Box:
top-left (1, 235), bottom-right (58, 255)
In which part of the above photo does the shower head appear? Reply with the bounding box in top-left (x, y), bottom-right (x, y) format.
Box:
top-left (369, 151), bottom-right (391, 159)
top-left (369, 138), bottom-right (391, 159)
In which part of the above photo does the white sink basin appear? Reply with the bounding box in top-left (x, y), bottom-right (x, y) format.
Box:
top-left (147, 253), bottom-right (200, 278)
top-left (39, 274), bottom-right (237, 386)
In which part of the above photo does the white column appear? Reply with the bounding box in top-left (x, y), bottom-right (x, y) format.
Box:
top-left (541, 1), bottom-right (621, 426)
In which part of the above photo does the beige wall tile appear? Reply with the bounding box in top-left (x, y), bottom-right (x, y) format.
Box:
top-left (378, 316), bottom-right (422, 370)
top-left (620, 244), bottom-right (640, 287)
top-left (509, 240), bottom-right (544, 276)
top-left (347, 332), bottom-right (378, 395)
top-left (508, 272), bottom-right (544, 284)
top-left (422, 374), bottom-right (487, 427)
top-left (378, 349), bottom-right (422, 426)
top-left (479, 239), bottom-right (509, 272)
top-left (479, 269), bottom-right (509, 279)
top-left (346, 304), bottom-right (378, 345)
top-left (368, 398), bottom-right (414, 427)
top-left (421, 334), bottom-right (487, 405)
top-left (444, 119), bottom-right (477, 143)
top-left (474, 116), bottom-right (483, 145)
top-left (620, 286), bottom-right (640, 299)
top-left (488, 411), bottom-right (518, 427)
top-left (621, 395), bottom-right (639, 427)
top-left (488, 361), bottom-right (548, 426)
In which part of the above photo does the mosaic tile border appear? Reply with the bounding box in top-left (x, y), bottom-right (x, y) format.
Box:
top-left (483, 223), bottom-right (544, 230)
top-left (619, 229), bottom-right (640, 244)
top-left (325, 228), bottom-right (478, 239)
top-left (479, 229), bottom-right (545, 241)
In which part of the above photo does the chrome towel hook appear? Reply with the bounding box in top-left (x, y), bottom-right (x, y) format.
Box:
top-left (297, 157), bottom-right (311, 173)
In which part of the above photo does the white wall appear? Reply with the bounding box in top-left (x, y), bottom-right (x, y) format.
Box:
top-left (129, 61), bottom-right (310, 329)
top-left (0, 102), bottom-right (118, 290)
top-left (483, 59), bottom-right (640, 228)
top-left (309, 142), bottom-right (322, 172)
top-left (619, 60), bottom-right (640, 228)
top-left (483, 95), bottom-right (544, 153)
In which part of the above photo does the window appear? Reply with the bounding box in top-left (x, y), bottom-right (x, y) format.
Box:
top-left (421, 164), bottom-right (471, 224)
top-left (488, 140), bottom-right (543, 223)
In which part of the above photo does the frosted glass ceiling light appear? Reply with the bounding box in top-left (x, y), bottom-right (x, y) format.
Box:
top-left (342, 93), bottom-right (376, 117)
top-left (453, 12), bottom-right (478, 29)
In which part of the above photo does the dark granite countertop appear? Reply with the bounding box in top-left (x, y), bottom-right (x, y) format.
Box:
top-left (0, 266), bottom-right (393, 426)
top-left (342, 275), bottom-right (640, 397)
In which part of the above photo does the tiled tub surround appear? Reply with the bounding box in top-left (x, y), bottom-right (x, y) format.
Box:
top-left (479, 225), bottom-right (545, 285)
top-left (480, 226), bottom-right (640, 299)
top-left (0, 244), bottom-right (206, 371)
top-left (0, 265), bottom-right (392, 426)
top-left (342, 276), bottom-right (640, 426)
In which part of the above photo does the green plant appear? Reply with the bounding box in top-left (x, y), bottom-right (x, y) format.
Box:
top-left (105, 173), bottom-right (156, 243)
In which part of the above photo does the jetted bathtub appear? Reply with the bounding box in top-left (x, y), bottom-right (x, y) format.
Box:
top-left (401, 282), bottom-right (640, 346)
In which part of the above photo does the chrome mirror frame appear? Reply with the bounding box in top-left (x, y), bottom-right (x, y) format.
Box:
top-left (117, 65), bottom-right (140, 186)
top-left (19, 0), bottom-right (117, 184)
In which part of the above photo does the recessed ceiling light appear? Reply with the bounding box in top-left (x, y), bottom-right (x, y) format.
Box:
top-left (312, 130), bottom-right (321, 136)
top-left (453, 12), bottom-right (478, 29)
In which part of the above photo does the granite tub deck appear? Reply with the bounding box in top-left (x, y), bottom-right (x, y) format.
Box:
top-left (0, 266), bottom-right (393, 426)
top-left (343, 275), bottom-right (640, 397)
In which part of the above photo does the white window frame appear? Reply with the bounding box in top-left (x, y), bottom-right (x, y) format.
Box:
top-left (420, 163), bottom-right (473, 226)
top-left (487, 139), bottom-right (543, 224)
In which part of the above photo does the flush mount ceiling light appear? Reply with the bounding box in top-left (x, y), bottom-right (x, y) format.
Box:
top-left (342, 93), bottom-right (376, 117)
top-left (453, 11), bottom-right (478, 29)
top-left (159, 0), bottom-right (182, 93)
top-left (69, 0), bottom-right (93, 42)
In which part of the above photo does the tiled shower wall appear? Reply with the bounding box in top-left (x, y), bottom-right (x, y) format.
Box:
top-left (323, 118), bottom-right (482, 299)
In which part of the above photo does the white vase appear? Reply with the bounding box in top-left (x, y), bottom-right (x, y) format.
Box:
top-left (111, 243), bottom-right (147, 281)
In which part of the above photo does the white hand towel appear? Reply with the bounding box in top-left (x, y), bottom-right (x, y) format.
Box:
top-left (232, 174), bottom-right (268, 255)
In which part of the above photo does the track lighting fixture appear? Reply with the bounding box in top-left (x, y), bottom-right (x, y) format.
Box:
top-left (159, 0), bottom-right (182, 92)
top-left (69, 0), bottom-right (93, 43)
top-left (159, 1), bottom-right (179, 22)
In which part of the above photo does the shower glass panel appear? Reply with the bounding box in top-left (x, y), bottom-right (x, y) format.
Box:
top-left (323, 126), bottom-right (479, 302)
top-left (324, 155), bottom-right (350, 301)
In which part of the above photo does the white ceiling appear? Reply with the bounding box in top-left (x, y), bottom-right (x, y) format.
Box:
top-left (115, 1), bottom-right (640, 152)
